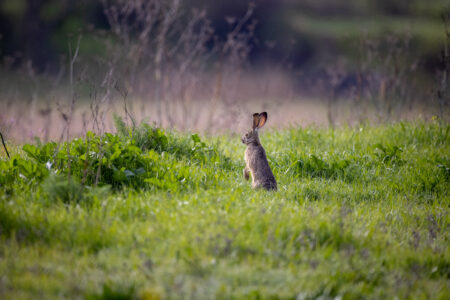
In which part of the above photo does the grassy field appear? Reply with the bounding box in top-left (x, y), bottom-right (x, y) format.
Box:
top-left (0, 120), bottom-right (449, 299)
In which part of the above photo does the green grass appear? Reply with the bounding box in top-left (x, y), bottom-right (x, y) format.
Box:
top-left (0, 121), bottom-right (449, 299)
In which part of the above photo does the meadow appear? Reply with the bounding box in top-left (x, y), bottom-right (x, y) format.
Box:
top-left (0, 118), bottom-right (448, 299)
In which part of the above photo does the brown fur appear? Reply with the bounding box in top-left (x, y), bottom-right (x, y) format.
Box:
top-left (241, 112), bottom-right (277, 191)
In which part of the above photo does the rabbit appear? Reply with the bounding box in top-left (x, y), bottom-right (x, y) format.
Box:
top-left (241, 112), bottom-right (277, 191)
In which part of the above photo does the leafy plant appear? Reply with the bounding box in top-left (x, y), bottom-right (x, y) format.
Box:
top-left (42, 174), bottom-right (84, 204)
top-left (373, 143), bottom-right (404, 165)
top-left (85, 283), bottom-right (136, 300)
top-left (3, 119), bottom-right (234, 192)
top-left (113, 114), bottom-right (168, 152)
top-left (290, 153), bottom-right (357, 182)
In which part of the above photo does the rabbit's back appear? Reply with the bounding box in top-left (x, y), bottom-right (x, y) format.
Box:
top-left (245, 145), bottom-right (277, 190)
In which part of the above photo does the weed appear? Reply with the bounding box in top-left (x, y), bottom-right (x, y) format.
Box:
top-left (85, 283), bottom-right (136, 300)
top-left (42, 174), bottom-right (84, 204)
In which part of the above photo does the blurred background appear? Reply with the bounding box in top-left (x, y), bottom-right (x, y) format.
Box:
top-left (0, 0), bottom-right (449, 142)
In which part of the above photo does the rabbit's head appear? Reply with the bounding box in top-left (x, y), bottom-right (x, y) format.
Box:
top-left (241, 112), bottom-right (267, 145)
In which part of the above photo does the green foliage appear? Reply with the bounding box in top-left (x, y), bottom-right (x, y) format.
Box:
top-left (373, 143), bottom-right (404, 165)
top-left (42, 174), bottom-right (84, 204)
top-left (113, 114), bottom-right (168, 152)
top-left (0, 122), bottom-right (449, 299)
top-left (0, 118), bottom-right (234, 194)
top-left (22, 141), bottom-right (57, 163)
top-left (0, 155), bottom-right (49, 189)
top-left (85, 283), bottom-right (136, 300)
top-left (291, 154), bottom-right (355, 181)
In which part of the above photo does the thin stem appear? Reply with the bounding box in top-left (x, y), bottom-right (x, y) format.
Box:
top-left (0, 131), bottom-right (10, 159)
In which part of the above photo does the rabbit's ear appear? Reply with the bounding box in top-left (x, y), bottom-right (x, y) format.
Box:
top-left (253, 113), bottom-right (260, 129)
top-left (257, 112), bottom-right (268, 128)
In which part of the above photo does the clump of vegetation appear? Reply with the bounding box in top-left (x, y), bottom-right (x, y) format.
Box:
top-left (0, 117), bottom-right (234, 195)
top-left (85, 283), bottom-right (136, 300)
top-left (42, 174), bottom-right (84, 204)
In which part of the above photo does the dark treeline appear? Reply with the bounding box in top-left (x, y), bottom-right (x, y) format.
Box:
top-left (0, 0), bottom-right (448, 75)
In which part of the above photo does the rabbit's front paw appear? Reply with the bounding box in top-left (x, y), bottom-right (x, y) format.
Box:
top-left (243, 167), bottom-right (250, 181)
